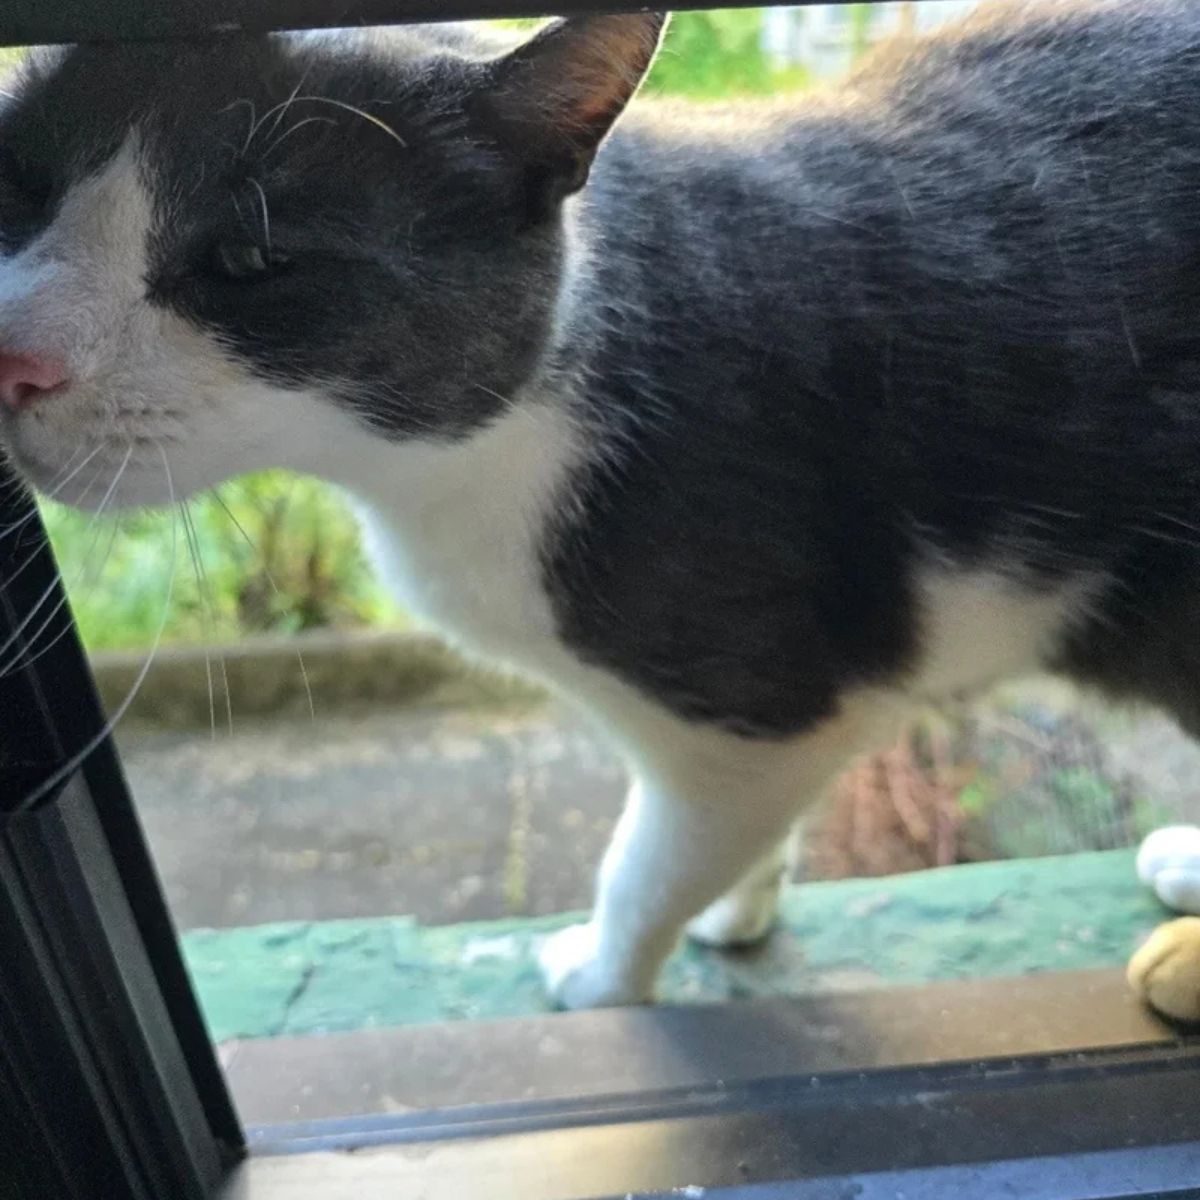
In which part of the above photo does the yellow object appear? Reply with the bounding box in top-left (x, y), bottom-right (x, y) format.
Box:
top-left (1127, 917), bottom-right (1200, 1024)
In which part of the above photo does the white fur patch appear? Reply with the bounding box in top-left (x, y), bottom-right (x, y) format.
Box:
top-left (351, 398), bottom-right (580, 666)
top-left (907, 565), bottom-right (1098, 702)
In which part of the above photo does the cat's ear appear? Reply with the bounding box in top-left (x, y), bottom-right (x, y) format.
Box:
top-left (480, 13), bottom-right (666, 215)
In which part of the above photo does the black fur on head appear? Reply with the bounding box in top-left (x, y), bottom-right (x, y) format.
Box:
top-left (0, 16), bottom-right (665, 440)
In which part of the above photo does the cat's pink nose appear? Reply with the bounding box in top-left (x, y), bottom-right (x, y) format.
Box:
top-left (0, 353), bottom-right (71, 412)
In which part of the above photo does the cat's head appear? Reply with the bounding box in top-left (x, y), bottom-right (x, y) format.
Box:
top-left (0, 14), bottom-right (663, 510)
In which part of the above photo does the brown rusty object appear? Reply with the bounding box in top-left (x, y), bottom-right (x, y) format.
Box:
top-left (804, 729), bottom-right (967, 881)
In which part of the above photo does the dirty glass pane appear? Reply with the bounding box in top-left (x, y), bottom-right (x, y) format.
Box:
top-left (8, 3), bottom-right (1187, 1129)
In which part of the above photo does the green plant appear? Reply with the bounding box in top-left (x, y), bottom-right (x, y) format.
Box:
top-left (42, 473), bottom-right (404, 651)
top-left (647, 11), bottom-right (810, 98)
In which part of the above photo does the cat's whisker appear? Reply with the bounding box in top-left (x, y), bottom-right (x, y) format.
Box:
top-left (19, 445), bottom-right (178, 808)
top-left (1117, 297), bottom-right (1142, 370)
top-left (209, 485), bottom-right (316, 724)
top-left (0, 446), bottom-right (131, 674)
top-left (0, 494), bottom-right (46, 543)
top-left (277, 95), bottom-right (407, 149)
top-left (0, 443), bottom-right (104, 543)
top-left (473, 382), bottom-right (517, 409)
top-left (246, 61), bottom-right (318, 155)
top-left (27, 444), bottom-right (86, 499)
top-left (1019, 501), bottom-right (1084, 521)
top-left (262, 79), bottom-right (306, 145)
top-left (259, 72), bottom-right (312, 146)
top-left (1127, 523), bottom-right (1200, 554)
top-left (1, 453), bottom-right (114, 595)
top-left (222, 97), bottom-right (259, 158)
top-left (258, 116), bottom-right (337, 163)
top-left (84, 505), bottom-right (124, 591)
top-left (247, 177), bottom-right (272, 257)
top-left (180, 500), bottom-right (218, 740)
top-left (0, 535), bottom-right (61, 676)
top-left (41, 443), bottom-right (108, 503)
top-left (0, 508), bottom-right (125, 679)
top-left (0, 528), bottom-right (51, 586)
top-left (229, 187), bottom-right (252, 240)
top-left (183, 499), bottom-right (233, 737)
top-left (1149, 511), bottom-right (1200, 538)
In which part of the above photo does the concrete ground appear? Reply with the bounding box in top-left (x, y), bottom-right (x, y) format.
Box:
top-left (119, 701), bottom-right (626, 931)
top-left (117, 680), bottom-right (1200, 936)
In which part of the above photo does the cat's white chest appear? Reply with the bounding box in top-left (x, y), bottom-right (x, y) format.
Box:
top-left (351, 402), bottom-right (582, 676)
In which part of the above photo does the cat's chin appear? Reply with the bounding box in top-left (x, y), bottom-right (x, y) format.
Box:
top-left (7, 440), bottom-right (209, 515)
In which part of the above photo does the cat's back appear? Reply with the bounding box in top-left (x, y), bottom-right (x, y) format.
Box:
top-left (551, 0), bottom-right (1200, 735)
top-left (592, 0), bottom-right (1200, 378)
top-left (612, 0), bottom-right (1200, 219)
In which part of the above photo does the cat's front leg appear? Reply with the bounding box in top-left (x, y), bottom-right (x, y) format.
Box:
top-left (538, 703), bottom-right (888, 1010)
top-left (539, 773), bottom-right (803, 1010)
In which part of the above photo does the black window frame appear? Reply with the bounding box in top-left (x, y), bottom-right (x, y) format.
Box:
top-left (0, 458), bottom-right (242, 1200)
top-left (2, 5), bottom-right (1199, 1199)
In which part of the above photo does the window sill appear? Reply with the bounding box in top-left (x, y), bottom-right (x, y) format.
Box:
top-left (222, 1141), bottom-right (1200, 1200)
top-left (220, 968), bottom-right (1199, 1199)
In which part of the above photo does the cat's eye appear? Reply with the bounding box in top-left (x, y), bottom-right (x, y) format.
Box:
top-left (206, 241), bottom-right (292, 282)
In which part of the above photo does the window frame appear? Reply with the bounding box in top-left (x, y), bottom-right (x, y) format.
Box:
top-left (0, 0), bottom-right (766, 47)
top-left (1, 5), bottom-right (1199, 1199)
top-left (0, 461), bottom-right (243, 1199)
top-left (224, 969), bottom-right (1200, 1199)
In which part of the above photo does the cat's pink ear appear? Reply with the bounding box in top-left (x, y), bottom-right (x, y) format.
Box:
top-left (483, 13), bottom-right (666, 201)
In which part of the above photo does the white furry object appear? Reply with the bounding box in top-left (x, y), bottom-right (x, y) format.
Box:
top-left (1136, 826), bottom-right (1200, 915)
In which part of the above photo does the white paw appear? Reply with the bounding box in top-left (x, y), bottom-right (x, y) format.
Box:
top-left (686, 889), bottom-right (778, 947)
top-left (686, 856), bottom-right (785, 948)
top-left (538, 923), bottom-right (651, 1010)
top-left (1128, 917), bottom-right (1200, 1023)
top-left (1137, 827), bottom-right (1200, 914)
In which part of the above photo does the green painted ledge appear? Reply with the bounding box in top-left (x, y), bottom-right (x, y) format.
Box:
top-left (183, 849), bottom-right (1170, 1042)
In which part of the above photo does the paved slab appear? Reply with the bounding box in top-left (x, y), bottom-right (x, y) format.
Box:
top-left (118, 701), bottom-right (625, 931)
top-left (117, 681), bottom-right (1200, 934)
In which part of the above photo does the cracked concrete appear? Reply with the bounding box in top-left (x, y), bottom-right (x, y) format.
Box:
top-left (182, 849), bottom-right (1170, 1040)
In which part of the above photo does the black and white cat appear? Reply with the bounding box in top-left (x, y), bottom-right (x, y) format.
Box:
top-left (3, 1), bottom-right (1200, 1008)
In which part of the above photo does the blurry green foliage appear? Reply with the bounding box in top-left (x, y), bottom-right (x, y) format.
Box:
top-left (43, 475), bottom-right (403, 650)
top-left (958, 760), bottom-right (1175, 860)
top-left (648, 11), bottom-right (810, 97)
top-left (502, 11), bottom-right (811, 98)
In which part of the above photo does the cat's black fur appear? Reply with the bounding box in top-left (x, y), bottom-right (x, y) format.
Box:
top-left (6, 3), bottom-right (1200, 740)
top-left (3, 28), bottom-right (565, 437)
top-left (552, 1), bottom-right (1200, 735)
